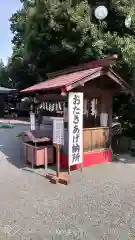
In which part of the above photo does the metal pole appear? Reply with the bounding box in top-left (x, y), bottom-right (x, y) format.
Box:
top-left (68, 164), bottom-right (70, 175)
top-left (56, 144), bottom-right (60, 178)
top-left (44, 147), bottom-right (48, 173)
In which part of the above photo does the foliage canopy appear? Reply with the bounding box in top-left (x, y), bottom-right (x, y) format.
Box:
top-left (2, 0), bottom-right (135, 133)
top-left (8, 0), bottom-right (135, 89)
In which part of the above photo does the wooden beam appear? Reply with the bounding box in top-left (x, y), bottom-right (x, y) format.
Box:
top-left (81, 87), bottom-right (119, 98)
top-left (37, 94), bottom-right (67, 101)
top-left (109, 68), bottom-right (130, 89)
top-left (107, 70), bottom-right (132, 94)
top-left (65, 69), bottom-right (104, 92)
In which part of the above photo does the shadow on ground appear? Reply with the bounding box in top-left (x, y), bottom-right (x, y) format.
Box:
top-left (0, 124), bottom-right (59, 178)
top-left (0, 124), bottom-right (30, 169)
top-left (1, 122), bottom-right (135, 174)
top-left (113, 153), bottom-right (135, 164)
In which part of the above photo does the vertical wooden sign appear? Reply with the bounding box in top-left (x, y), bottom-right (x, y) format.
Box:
top-left (68, 92), bottom-right (83, 169)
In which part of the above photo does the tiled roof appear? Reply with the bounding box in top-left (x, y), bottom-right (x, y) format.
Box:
top-left (0, 87), bottom-right (16, 94)
top-left (21, 55), bottom-right (119, 93)
top-left (21, 67), bottom-right (102, 93)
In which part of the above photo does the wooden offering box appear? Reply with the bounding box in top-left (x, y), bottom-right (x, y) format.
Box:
top-left (24, 143), bottom-right (54, 166)
top-left (22, 130), bottom-right (54, 167)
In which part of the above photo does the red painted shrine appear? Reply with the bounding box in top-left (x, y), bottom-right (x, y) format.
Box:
top-left (21, 55), bottom-right (132, 170)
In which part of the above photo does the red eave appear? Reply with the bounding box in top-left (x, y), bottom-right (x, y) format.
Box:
top-left (21, 67), bottom-right (103, 93)
top-left (47, 54), bottom-right (119, 78)
top-left (21, 55), bottom-right (130, 94)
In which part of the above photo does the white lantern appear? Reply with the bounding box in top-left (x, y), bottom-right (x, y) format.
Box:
top-left (94, 6), bottom-right (108, 20)
top-left (125, 15), bottom-right (131, 28)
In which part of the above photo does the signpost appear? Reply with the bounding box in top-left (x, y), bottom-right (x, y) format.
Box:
top-left (46, 117), bottom-right (69, 185)
top-left (53, 118), bottom-right (64, 178)
top-left (46, 91), bottom-right (83, 184)
top-left (68, 92), bottom-right (83, 171)
top-left (53, 118), bottom-right (64, 146)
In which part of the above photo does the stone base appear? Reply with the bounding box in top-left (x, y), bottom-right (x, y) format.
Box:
top-left (46, 173), bottom-right (70, 185)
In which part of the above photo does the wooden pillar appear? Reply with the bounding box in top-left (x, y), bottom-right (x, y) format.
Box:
top-left (107, 96), bottom-right (113, 148)
top-left (100, 95), bottom-right (107, 113)
top-left (107, 96), bottom-right (113, 128)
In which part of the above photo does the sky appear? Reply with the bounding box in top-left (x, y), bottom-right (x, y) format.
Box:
top-left (0, 1), bottom-right (22, 65)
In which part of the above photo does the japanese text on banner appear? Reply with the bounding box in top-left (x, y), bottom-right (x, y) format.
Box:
top-left (69, 92), bottom-right (83, 166)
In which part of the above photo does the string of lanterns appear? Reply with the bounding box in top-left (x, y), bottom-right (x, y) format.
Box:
top-left (94, 5), bottom-right (131, 28)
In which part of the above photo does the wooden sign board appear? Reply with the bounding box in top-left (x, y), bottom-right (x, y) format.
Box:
top-left (53, 118), bottom-right (64, 145)
top-left (68, 92), bottom-right (83, 167)
top-left (30, 112), bottom-right (36, 130)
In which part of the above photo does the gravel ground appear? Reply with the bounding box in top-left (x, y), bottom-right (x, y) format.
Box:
top-left (0, 125), bottom-right (135, 239)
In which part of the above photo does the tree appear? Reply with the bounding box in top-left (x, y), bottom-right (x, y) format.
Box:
top-left (0, 60), bottom-right (10, 88)
top-left (8, 0), bottom-right (135, 134)
top-left (9, 0), bottom-right (135, 88)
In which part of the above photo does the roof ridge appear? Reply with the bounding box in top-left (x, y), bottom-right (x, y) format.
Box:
top-left (47, 54), bottom-right (119, 79)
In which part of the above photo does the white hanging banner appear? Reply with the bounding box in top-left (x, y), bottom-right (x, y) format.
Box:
top-left (68, 92), bottom-right (83, 166)
top-left (83, 99), bottom-right (88, 116)
top-left (30, 112), bottom-right (36, 130)
top-left (100, 113), bottom-right (108, 127)
top-left (53, 118), bottom-right (64, 145)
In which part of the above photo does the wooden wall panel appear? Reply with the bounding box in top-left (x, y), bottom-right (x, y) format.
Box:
top-left (83, 127), bottom-right (109, 152)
